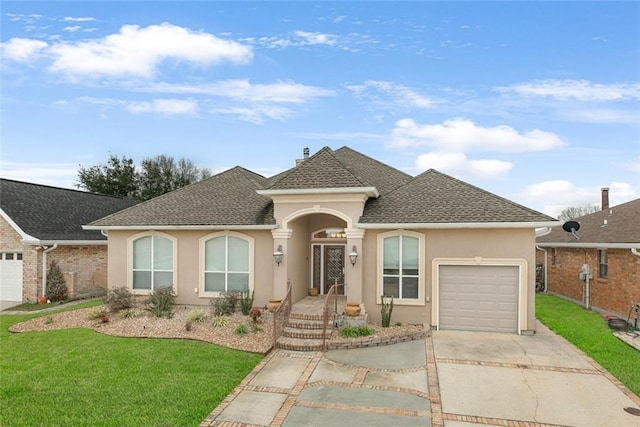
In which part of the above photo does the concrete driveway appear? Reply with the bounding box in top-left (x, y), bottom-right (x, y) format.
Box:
top-left (201, 321), bottom-right (640, 426)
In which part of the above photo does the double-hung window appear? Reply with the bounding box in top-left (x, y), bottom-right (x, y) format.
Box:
top-left (131, 233), bottom-right (175, 291)
top-left (378, 231), bottom-right (424, 304)
top-left (202, 233), bottom-right (252, 294)
top-left (598, 249), bottom-right (608, 279)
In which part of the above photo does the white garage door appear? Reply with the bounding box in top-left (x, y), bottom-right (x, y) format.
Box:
top-left (439, 265), bottom-right (518, 333)
top-left (0, 252), bottom-right (24, 302)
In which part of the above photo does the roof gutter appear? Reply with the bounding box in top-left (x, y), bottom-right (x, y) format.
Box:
top-left (82, 224), bottom-right (277, 231)
top-left (23, 239), bottom-right (107, 246)
top-left (536, 242), bottom-right (640, 249)
top-left (357, 221), bottom-right (561, 230)
top-left (41, 244), bottom-right (58, 298)
top-left (632, 248), bottom-right (640, 257)
top-left (257, 187), bottom-right (380, 198)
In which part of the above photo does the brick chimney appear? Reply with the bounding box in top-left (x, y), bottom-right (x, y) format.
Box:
top-left (601, 187), bottom-right (609, 210)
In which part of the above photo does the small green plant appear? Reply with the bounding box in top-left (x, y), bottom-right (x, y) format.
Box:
top-left (210, 291), bottom-right (239, 316)
top-left (251, 323), bottom-right (262, 333)
top-left (211, 314), bottom-right (229, 328)
top-left (339, 325), bottom-right (374, 338)
top-left (380, 295), bottom-right (394, 328)
top-left (104, 287), bottom-right (134, 313)
top-left (146, 287), bottom-right (176, 318)
top-left (239, 289), bottom-right (254, 315)
top-left (45, 260), bottom-right (68, 302)
top-left (117, 308), bottom-right (143, 319)
top-left (188, 309), bottom-right (207, 323)
top-left (88, 305), bottom-right (109, 320)
top-left (44, 316), bottom-right (54, 325)
top-left (234, 324), bottom-right (247, 335)
top-left (395, 322), bottom-right (402, 327)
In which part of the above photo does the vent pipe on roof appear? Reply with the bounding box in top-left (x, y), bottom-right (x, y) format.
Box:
top-left (601, 187), bottom-right (610, 210)
top-left (296, 147), bottom-right (311, 166)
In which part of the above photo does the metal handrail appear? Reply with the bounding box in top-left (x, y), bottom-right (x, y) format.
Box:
top-left (272, 280), bottom-right (293, 349)
top-left (322, 281), bottom-right (345, 350)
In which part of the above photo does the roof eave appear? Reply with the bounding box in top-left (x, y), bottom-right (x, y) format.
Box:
top-left (0, 208), bottom-right (39, 242)
top-left (22, 239), bottom-right (107, 246)
top-left (536, 242), bottom-right (640, 249)
top-left (82, 224), bottom-right (277, 231)
top-left (357, 221), bottom-right (562, 229)
top-left (257, 187), bottom-right (380, 198)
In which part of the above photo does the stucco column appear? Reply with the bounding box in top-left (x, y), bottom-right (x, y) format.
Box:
top-left (271, 228), bottom-right (292, 299)
top-left (346, 228), bottom-right (365, 306)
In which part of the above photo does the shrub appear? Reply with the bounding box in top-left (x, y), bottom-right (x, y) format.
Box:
top-left (250, 307), bottom-right (262, 323)
top-left (117, 308), bottom-right (143, 319)
top-left (45, 260), bottom-right (67, 302)
top-left (210, 291), bottom-right (239, 316)
top-left (339, 325), bottom-right (374, 338)
top-left (104, 287), bottom-right (134, 313)
top-left (380, 295), bottom-right (394, 328)
top-left (88, 306), bottom-right (108, 320)
top-left (239, 289), bottom-right (254, 315)
top-left (211, 315), bottom-right (229, 328)
top-left (185, 321), bottom-right (192, 332)
top-left (251, 323), bottom-right (262, 333)
top-left (146, 287), bottom-right (176, 318)
top-left (234, 324), bottom-right (247, 335)
top-left (188, 309), bottom-right (207, 323)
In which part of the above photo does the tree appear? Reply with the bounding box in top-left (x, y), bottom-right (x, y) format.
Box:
top-left (46, 260), bottom-right (68, 302)
top-left (77, 155), bottom-right (137, 197)
top-left (138, 155), bottom-right (212, 200)
top-left (557, 205), bottom-right (600, 221)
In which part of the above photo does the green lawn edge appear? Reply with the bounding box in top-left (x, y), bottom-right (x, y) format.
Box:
top-left (0, 300), bottom-right (263, 426)
top-left (536, 293), bottom-right (640, 397)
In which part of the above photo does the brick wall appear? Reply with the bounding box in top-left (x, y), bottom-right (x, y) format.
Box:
top-left (537, 247), bottom-right (640, 318)
top-left (1, 216), bottom-right (109, 301)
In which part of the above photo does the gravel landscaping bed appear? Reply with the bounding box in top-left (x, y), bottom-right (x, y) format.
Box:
top-left (8, 305), bottom-right (425, 354)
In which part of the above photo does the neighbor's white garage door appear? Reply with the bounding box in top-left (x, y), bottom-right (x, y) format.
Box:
top-left (439, 265), bottom-right (518, 333)
top-left (0, 252), bottom-right (24, 302)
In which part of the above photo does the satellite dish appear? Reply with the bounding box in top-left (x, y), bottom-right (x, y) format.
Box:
top-left (562, 221), bottom-right (581, 240)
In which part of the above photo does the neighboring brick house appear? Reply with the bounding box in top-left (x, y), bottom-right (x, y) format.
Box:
top-left (0, 179), bottom-right (138, 303)
top-left (536, 189), bottom-right (640, 319)
top-left (87, 147), bottom-right (558, 334)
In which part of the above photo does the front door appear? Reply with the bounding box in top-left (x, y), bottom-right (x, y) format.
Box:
top-left (323, 245), bottom-right (345, 295)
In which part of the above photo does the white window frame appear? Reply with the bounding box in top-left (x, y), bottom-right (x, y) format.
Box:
top-left (376, 230), bottom-right (425, 306)
top-left (127, 231), bottom-right (177, 295)
top-left (199, 231), bottom-right (254, 297)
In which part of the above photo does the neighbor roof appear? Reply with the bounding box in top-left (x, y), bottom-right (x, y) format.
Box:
top-left (0, 179), bottom-right (138, 242)
top-left (87, 146), bottom-right (556, 229)
top-left (537, 198), bottom-right (640, 246)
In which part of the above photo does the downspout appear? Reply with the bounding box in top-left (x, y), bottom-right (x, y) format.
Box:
top-left (535, 246), bottom-right (548, 292)
top-left (632, 248), bottom-right (640, 257)
top-left (41, 244), bottom-right (58, 297)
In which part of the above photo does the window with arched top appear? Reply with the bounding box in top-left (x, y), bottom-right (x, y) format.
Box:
top-left (129, 232), bottom-right (176, 292)
top-left (200, 232), bottom-right (253, 295)
top-left (377, 230), bottom-right (425, 305)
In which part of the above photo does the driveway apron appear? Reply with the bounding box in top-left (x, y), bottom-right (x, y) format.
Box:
top-left (201, 321), bottom-right (640, 427)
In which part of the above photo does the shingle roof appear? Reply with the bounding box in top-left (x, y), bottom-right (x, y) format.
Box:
top-left (0, 179), bottom-right (139, 241)
top-left (537, 198), bottom-right (640, 245)
top-left (89, 167), bottom-right (274, 227)
top-left (359, 169), bottom-right (556, 224)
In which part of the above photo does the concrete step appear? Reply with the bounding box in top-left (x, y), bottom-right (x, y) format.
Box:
top-left (286, 317), bottom-right (324, 330)
top-left (282, 326), bottom-right (328, 340)
top-left (275, 336), bottom-right (324, 352)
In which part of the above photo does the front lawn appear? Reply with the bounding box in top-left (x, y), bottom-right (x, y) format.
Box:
top-left (536, 293), bottom-right (640, 396)
top-left (0, 301), bottom-right (262, 426)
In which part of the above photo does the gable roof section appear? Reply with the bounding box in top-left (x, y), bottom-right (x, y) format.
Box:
top-left (268, 146), bottom-right (373, 190)
top-left (537, 198), bottom-right (640, 246)
top-left (359, 169), bottom-right (556, 225)
top-left (0, 178), bottom-right (138, 243)
top-left (87, 167), bottom-right (275, 228)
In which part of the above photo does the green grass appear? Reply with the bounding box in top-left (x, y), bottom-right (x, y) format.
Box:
top-left (536, 294), bottom-right (640, 396)
top-left (0, 301), bottom-right (262, 426)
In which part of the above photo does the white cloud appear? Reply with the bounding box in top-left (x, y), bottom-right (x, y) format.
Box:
top-left (625, 157), bottom-right (640, 172)
top-left (144, 80), bottom-right (334, 103)
top-left (288, 132), bottom-right (383, 141)
top-left (559, 108), bottom-right (639, 124)
top-left (347, 80), bottom-right (438, 109)
top-left (0, 161), bottom-right (78, 189)
top-left (126, 99), bottom-right (199, 115)
top-left (63, 26), bottom-right (82, 33)
top-left (415, 151), bottom-right (513, 180)
top-left (496, 79), bottom-right (640, 102)
top-left (521, 180), bottom-right (638, 217)
top-left (63, 17), bottom-right (96, 22)
top-left (293, 30), bottom-right (337, 46)
top-left (47, 22), bottom-right (253, 78)
top-left (210, 105), bottom-right (291, 124)
top-left (391, 118), bottom-right (566, 152)
top-left (0, 37), bottom-right (48, 62)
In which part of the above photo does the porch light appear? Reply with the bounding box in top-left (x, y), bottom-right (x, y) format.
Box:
top-left (348, 246), bottom-right (358, 266)
top-left (273, 245), bottom-right (284, 266)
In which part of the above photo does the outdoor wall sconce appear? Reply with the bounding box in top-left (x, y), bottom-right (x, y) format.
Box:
top-left (348, 245), bottom-right (358, 266)
top-left (273, 245), bottom-right (284, 266)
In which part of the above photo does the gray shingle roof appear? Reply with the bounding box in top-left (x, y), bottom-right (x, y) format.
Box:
top-left (89, 167), bottom-right (274, 227)
top-left (359, 169), bottom-right (556, 224)
top-left (537, 198), bottom-right (640, 244)
top-left (0, 178), bottom-right (138, 241)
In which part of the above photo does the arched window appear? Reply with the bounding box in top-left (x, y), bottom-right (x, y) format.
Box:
top-left (377, 230), bottom-right (425, 304)
top-left (201, 232), bottom-right (253, 295)
top-left (130, 233), bottom-right (176, 291)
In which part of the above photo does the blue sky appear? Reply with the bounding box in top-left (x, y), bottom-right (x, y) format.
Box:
top-left (1, 1), bottom-right (639, 217)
